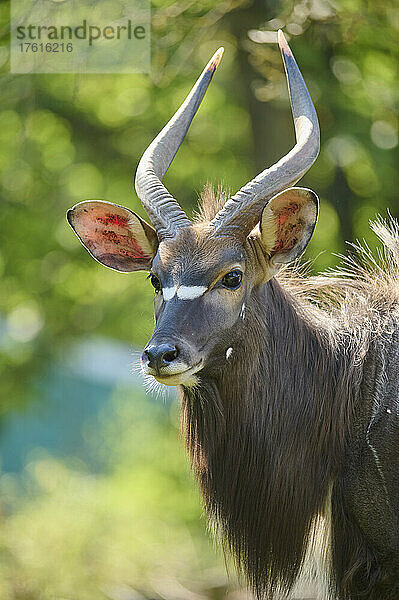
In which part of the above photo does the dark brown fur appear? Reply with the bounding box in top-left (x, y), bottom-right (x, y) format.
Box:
top-left (180, 188), bottom-right (399, 599)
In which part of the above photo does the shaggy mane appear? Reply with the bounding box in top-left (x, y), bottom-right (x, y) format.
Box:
top-left (277, 216), bottom-right (399, 334)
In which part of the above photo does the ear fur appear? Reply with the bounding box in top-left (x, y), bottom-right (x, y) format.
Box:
top-left (258, 187), bottom-right (319, 267)
top-left (67, 200), bottom-right (158, 272)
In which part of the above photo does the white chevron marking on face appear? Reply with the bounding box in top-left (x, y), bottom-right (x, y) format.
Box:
top-left (163, 287), bottom-right (176, 301)
top-left (177, 285), bottom-right (207, 300)
top-left (162, 285), bottom-right (208, 301)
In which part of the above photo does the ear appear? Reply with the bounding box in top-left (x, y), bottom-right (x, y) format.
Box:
top-left (67, 200), bottom-right (158, 272)
top-left (258, 187), bottom-right (318, 268)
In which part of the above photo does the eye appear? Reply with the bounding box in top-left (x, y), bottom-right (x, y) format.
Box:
top-left (149, 273), bottom-right (161, 292)
top-left (221, 270), bottom-right (243, 290)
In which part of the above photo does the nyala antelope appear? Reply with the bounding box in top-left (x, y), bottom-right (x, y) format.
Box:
top-left (68, 32), bottom-right (399, 600)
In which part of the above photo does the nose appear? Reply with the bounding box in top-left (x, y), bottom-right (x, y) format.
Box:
top-left (142, 343), bottom-right (179, 371)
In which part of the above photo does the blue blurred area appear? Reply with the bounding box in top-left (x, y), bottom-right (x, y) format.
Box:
top-left (0, 337), bottom-right (172, 472)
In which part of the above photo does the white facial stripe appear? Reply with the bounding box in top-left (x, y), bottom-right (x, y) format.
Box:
top-left (162, 285), bottom-right (208, 301)
top-left (177, 286), bottom-right (207, 300)
top-left (226, 347), bottom-right (233, 360)
top-left (163, 287), bottom-right (176, 301)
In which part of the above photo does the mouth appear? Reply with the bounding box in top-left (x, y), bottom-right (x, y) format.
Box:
top-left (142, 361), bottom-right (203, 387)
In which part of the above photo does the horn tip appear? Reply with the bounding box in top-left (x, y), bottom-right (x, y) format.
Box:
top-left (207, 47), bottom-right (224, 72)
top-left (277, 30), bottom-right (292, 56)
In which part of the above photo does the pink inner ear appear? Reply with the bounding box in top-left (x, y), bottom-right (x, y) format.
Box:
top-left (273, 202), bottom-right (302, 253)
top-left (71, 203), bottom-right (154, 271)
top-left (89, 212), bottom-right (151, 262)
top-left (96, 214), bottom-right (130, 228)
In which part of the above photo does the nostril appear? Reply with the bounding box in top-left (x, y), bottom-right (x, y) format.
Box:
top-left (162, 348), bottom-right (178, 364)
top-left (143, 344), bottom-right (179, 369)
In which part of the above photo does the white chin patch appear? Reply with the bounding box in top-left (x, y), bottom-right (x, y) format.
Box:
top-left (226, 347), bottom-right (233, 360)
top-left (154, 371), bottom-right (199, 387)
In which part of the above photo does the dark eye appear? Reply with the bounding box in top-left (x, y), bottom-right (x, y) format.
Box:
top-left (149, 273), bottom-right (161, 292)
top-left (221, 270), bottom-right (242, 290)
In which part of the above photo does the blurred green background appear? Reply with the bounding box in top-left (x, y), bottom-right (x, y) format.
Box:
top-left (0, 0), bottom-right (398, 598)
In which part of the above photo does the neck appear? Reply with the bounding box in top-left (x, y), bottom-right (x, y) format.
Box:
top-left (180, 277), bottom-right (362, 598)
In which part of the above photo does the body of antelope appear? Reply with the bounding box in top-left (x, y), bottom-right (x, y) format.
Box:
top-left (68, 32), bottom-right (399, 599)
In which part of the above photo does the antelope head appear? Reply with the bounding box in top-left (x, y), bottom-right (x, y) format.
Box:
top-left (67, 32), bottom-right (320, 387)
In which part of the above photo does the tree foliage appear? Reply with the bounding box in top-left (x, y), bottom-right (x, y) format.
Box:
top-left (1, 0), bottom-right (398, 409)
